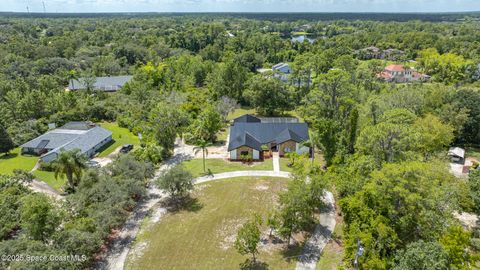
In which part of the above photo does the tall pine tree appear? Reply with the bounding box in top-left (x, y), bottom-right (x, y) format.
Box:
top-left (0, 124), bottom-right (14, 155)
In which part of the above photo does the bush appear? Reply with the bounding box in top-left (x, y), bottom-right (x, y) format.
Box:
top-left (240, 153), bottom-right (253, 164)
top-left (156, 165), bottom-right (194, 200)
top-left (39, 161), bottom-right (56, 172)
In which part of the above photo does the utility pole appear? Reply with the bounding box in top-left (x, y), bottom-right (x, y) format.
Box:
top-left (354, 239), bottom-right (364, 270)
top-left (26, 6), bottom-right (30, 14)
top-left (42, 1), bottom-right (47, 14)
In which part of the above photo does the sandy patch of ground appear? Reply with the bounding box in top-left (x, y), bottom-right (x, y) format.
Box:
top-left (255, 183), bottom-right (270, 191)
top-left (150, 207), bottom-right (168, 224)
top-left (454, 211), bottom-right (479, 230)
top-left (217, 218), bottom-right (248, 250)
top-left (258, 229), bottom-right (287, 254)
top-left (128, 241), bottom-right (148, 263)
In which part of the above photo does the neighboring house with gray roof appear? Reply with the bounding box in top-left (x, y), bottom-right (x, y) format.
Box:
top-left (21, 122), bottom-right (112, 162)
top-left (228, 115), bottom-right (310, 161)
top-left (272, 62), bottom-right (291, 83)
top-left (68, 76), bottom-right (133, 92)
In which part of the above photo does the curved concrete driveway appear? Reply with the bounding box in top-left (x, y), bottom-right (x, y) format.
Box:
top-left (195, 170), bottom-right (291, 183)
top-left (99, 157), bottom-right (335, 270)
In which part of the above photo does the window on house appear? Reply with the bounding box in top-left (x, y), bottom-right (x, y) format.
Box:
top-left (240, 151), bottom-right (249, 156)
top-left (284, 147), bottom-right (292, 153)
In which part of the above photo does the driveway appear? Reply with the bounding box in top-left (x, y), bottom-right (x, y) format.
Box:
top-left (195, 170), bottom-right (291, 184)
top-left (98, 140), bottom-right (335, 270)
top-left (92, 146), bottom-right (123, 167)
top-left (296, 191), bottom-right (336, 270)
top-left (95, 138), bottom-right (193, 270)
top-left (29, 179), bottom-right (63, 200)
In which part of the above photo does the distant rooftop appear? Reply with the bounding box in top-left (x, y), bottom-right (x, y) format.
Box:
top-left (68, 76), bottom-right (133, 92)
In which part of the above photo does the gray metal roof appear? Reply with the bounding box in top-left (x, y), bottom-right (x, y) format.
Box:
top-left (233, 114), bottom-right (261, 123)
top-left (229, 132), bottom-right (263, 152)
top-left (272, 63), bottom-right (289, 70)
top-left (228, 121), bottom-right (309, 151)
top-left (21, 123), bottom-right (112, 157)
top-left (68, 76), bottom-right (133, 92)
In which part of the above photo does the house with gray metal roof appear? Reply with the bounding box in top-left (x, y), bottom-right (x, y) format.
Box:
top-left (272, 62), bottom-right (291, 83)
top-left (21, 122), bottom-right (112, 162)
top-left (68, 76), bottom-right (133, 92)
top-left (228, 115), bottom-right (310, 161)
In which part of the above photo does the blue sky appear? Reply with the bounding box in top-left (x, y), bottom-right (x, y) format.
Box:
top-left (2, 0), bottom-right (480, 13)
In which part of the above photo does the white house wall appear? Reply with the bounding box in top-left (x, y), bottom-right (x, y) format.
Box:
top-left (253, 150), bottom-right (260, 160)
top-left (230, 150), bottom-right (237, 160)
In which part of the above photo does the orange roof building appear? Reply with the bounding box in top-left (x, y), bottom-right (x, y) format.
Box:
top-left (377, 64), bottom-right (430, 83)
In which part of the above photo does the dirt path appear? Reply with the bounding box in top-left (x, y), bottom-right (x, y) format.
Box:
top-left (296, 192), bottom-right (336, 270)
top-left (28, 179), bottom-right (63, 200)
top-left (95, 139), bottom-right (193, 270)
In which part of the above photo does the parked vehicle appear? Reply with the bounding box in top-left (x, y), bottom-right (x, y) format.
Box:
top-left (120, 144), bottom-right (134, 153)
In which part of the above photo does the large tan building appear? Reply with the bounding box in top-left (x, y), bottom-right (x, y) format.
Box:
top-left (228, 115), bottom-right (310, 161)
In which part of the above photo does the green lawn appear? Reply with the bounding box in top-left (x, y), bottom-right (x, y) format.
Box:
top-left (279, 154), bottom-right (324, 173)
top-left (227, 107), bottom-right (256, 121)
top-left (0, 148), bottom-right (38, 174)
top-left (126, 177), bottom-right (301, 270)
top-left (32, 170), bottom-right (65, 191)
top-left (279, 158), bottom-right (294, 172)
top-left (215, 127), bottom-right (229, 144)
top-left (97, 122), bottom-right (140, 157)
top-left (183, 158), bottom-right (273, 177)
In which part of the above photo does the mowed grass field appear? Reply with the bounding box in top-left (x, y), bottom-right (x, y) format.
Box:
top-left (182, 158), bottom-right (273, 177)
top-left (126, 177), bottom-right (302, 270)
top-left (97, 122), bottom-right (140, 157)
top-left (0, 148), bottom-right (65, 190)
top-left (0, 148), bottom-right (38, 174)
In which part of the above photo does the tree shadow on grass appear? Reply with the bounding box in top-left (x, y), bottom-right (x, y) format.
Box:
top-left (280, 241), bottom-right (303, 263)
top-left (239, 258), bottom-right (269, 270)
top-left (161, 196), bottom-right (203, 213)
top-left (0, 152), bottom-right (18, 160)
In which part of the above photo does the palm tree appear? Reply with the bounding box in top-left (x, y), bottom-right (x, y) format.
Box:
top-left (193, 139), bottom-right (213, 173)
top-left (300, 131), bottom-right (319, 166)
top-left (53, 149), bottom-right (87, 190)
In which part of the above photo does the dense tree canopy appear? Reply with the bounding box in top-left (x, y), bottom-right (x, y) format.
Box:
top-left (1, 13), bottom-right (480, 269)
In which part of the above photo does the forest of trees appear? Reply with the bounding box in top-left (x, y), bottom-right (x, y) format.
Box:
top-left (1, 13), bottom-right (480, 269)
